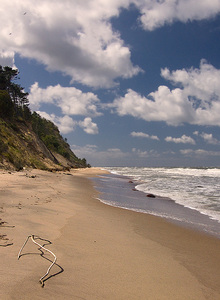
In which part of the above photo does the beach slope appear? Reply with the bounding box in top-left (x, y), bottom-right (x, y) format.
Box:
top-left (0, 168), bottom-right (220, 299)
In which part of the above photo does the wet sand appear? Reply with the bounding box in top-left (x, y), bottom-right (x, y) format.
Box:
top-left (0, 168), bottom-right (220, 299)
top-left (92, 172), bottom-right (220, 238)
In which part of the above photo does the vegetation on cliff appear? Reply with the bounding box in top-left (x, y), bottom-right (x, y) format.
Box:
top-left (0, 66), bottom-right (90, 170)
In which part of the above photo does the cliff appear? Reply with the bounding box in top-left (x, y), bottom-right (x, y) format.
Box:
top-left (0, 116), bottom-right (89, 171)
top-left (0, 66), bottom-right (89, 171)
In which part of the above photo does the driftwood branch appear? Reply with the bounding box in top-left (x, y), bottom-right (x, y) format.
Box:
top-left (18, 235), bottom-right (57, 287)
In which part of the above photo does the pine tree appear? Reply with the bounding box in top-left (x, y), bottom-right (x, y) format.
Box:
top-left (0, 65), bottom-right (30, 119)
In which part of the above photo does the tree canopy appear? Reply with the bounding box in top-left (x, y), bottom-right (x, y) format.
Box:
top-left (0, 66), bottom-right (29, 119)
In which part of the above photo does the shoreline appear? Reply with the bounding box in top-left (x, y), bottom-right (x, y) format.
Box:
top-left (92, 172), bottom-right (220, 239)
top-left (0, 168), bottom-right (220, 299)
top-left (102, 167), bottom-right (220, 226)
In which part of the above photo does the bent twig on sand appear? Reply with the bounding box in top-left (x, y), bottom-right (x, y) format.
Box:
top-left (18, 235), bottom-right (57, 287)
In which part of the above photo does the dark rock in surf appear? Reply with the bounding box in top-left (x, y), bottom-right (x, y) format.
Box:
top-left (146, 193), bottom-right (156, 198)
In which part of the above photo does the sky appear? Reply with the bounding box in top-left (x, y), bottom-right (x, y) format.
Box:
top-left (1, 0), bottom-right (220, 167)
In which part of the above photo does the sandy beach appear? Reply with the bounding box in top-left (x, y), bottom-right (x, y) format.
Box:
top-left (0, 168), bottom-right (220, 300)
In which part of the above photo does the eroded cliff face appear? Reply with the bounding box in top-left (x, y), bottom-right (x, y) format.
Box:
top-left (0, 66), bottom-right (89, 171)
top-left (0, 118), bottom-right (84, 171)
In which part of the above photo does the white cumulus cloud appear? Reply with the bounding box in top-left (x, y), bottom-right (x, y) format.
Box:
top-left (161, 59), bottom-right (220, 108)
top-left (131, 131), bottom-right (159, 140)
top-left (0, 0), bottom-right (140, 88)
top-left (0, 50), bottom-right (15, 68)
top-left (78, 117), bottom-right (99, 134)
top-left (111, 87), bottom-right (194, 126)
top-left (29, 83), bottom-right (102, 117)
top-left (200, 132), bottom-right (220, 145)
top-left (37, 111), bottom-right (76, 134)
top-left (193, 131), bottom-right (199, 136)
top-left (1, 1), bottom-right (220, 87)
top-left (134, 0), bottom-right (220, 30)
top-left (111, 61), bottom-right (220, 126)
top-left (165, 135), bottom-right (196, 145)
top-left (37, 112), bottom-right (99, 135)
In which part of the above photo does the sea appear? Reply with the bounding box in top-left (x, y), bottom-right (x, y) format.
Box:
top-left (92, 167), bottom-right (220, 238)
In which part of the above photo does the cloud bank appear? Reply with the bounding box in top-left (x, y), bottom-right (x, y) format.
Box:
top-left (1, 1), bottom-right (220, 88)
top-left (180, 149), bottom-right (220, 157)
top-left (71, 144), bottom-right (130, 165)
top-left (0, 0), bottom-right (140, 88)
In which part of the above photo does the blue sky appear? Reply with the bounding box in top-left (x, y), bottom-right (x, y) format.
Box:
top-left (1, 0), bottom-right (220, 167)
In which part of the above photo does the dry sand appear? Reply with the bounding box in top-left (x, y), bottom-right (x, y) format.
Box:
top-left (0, 167), bottom-right (220, 300)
